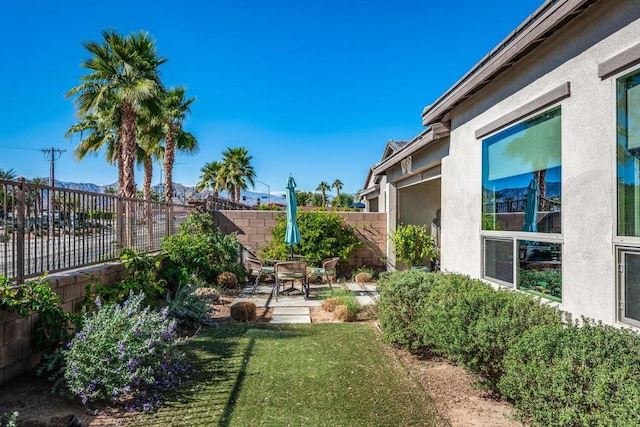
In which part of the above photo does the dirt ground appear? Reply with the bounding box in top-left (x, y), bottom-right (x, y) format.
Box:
top-left (0, 290), bottom-right (521, 426)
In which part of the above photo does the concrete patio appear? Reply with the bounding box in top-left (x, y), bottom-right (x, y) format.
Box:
top-left (232, 282), bottom-right (379, 323)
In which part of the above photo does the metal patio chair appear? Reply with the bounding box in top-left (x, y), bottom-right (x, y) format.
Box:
top-left (309, 257), bottom-right (340, 291)
top-left (274, 261), bottom-right (308, 300)
top-left (246, 257), bottom-right (274, 294)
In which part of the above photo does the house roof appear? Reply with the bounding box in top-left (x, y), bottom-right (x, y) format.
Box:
top-left (372, 123), bottom-right (449, 176)
top-left (421, 0), bottom-right (599, 126)
top-left (381, 140), bottom-right (410, 162)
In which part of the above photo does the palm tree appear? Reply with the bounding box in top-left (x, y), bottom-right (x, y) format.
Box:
top-left (66, 30), bottom-right (167, 199)
top-left (136, 117), bottom-right (164, 202)
top-left (316, 181), bottom-right (330, 207)
top-left (332, 179), bottom-right (344, 206)
top-left (221, 147), bottom-right (255, 202)
top-left (0, 168), bottom-right (17, 212)
top-left (66, 107), bottom-right (122, 186)
top-left (0, 168), bottom-right (17, 181)
top-left (197, 161), bottom-right (224, 197)
top-left (159, 87), bottom-right (197, 202)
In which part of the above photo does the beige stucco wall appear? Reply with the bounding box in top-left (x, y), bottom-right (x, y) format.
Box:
top-left (440, 0), bottom-right (640, 325)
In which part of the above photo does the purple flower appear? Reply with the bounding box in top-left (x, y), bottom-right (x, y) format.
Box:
top-left (94, 297), bottom-right (101, 308)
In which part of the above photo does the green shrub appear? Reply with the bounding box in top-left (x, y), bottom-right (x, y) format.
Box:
top-left (261, 210), bottom-right (361, 262)
top-left (377, 270), bottom-right (442, 351)
top-left (0, 275), bottom-right (80, 352)
top-left (165, 284), bottom-right (209, 328)
top-left (64, 293), bottom-right (188, 409)
top-left (85, 249), bottom-right (168, 308)
top-left (499, 320), bottom-right (640, 426)
top-left (161, 212), bottom-right (246, 283)
top-left (420, 274), bottom-right (563, 388)
top-left (389, 223), bottom-right (438, 267)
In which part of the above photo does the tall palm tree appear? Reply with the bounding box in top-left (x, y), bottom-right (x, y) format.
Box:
top-left (197, 161), bottom-right (224, 197)
top-left (221, 147), bottom-right (255, 202)
top-left (66, 30), bottom-right (167, 199)
top-left (316, 181), bottom-right (330, 207)
top-left (332, 179), bottom-right (344, 206)
top-left (159, 87), bottom-right (197, 202)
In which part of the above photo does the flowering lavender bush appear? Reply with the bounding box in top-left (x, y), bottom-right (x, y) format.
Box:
top-left (64, 293), bottom-right (189, 410)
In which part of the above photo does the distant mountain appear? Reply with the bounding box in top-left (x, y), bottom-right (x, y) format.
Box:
top-left (484, 182), bottom-right (561, 201)
top-left (52, 180), bottom-right (286, 205)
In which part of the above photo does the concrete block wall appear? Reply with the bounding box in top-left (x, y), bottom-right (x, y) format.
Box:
top-left (211, 210), bottom-right (388, 274)
top-left (0, 262), bottom-right (124, 385)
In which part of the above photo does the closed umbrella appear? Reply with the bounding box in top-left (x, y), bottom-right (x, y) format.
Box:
top-left (285, 175), bottom-right (301, 259)
top-left (521, 178), bottom-right (539, 232)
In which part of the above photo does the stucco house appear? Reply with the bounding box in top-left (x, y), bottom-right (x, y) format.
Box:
top-left (367, 0), bottom-right (640, 328)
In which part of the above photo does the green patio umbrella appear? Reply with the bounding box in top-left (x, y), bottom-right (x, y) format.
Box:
top-left (284, 175), bottom-right (301, 258)
top-left (521, 178), bottom-right (539, 232)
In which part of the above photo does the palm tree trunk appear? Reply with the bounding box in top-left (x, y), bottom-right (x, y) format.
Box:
top-left (120, 102), bottom-right (137, 248)
top-left (535, 169), bottom-right (547, 208)
top-left (143, 158), bottom-right (153, 201)
top-left (164, 128), bottom-right (176, 203)
top-left (121, 102), bottom-right (137, 200)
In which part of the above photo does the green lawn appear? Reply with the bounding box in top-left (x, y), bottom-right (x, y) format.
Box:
top-left (125, 323), bottom-right (443, 426)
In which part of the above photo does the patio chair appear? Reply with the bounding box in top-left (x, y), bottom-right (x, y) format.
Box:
top-left (309, 257), bottom-right (340, 291)
top-left (274, 261), bottom-right (308, 300)
top-left (246, 258), bottom-right (274, 295)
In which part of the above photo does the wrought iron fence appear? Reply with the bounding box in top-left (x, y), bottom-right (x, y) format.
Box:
top-left (0, 178), bottom-right (201, 284)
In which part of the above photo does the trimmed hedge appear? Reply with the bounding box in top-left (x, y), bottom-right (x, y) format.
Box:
top-left (378, 271), bottom-right (640, 424)
top-left (377, 270), bottom-right (443, 351)
top-left (499, 320), bottom-right (640, 426)
top-left (421, 275), bottom-right (563, 387)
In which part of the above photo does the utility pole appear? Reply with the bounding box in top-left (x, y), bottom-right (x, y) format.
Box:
top-left (41, 147), bottom-right (65, 270)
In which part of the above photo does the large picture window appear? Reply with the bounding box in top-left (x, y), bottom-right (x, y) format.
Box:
top-left (482, 107), bottom-right (562, 233)
top-left (617, 70), bottom-right (640, 236)
top-left (481, 106), bottom-right (562, 302)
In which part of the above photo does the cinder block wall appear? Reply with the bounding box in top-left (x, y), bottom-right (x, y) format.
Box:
top-left (211, 210), bottom-right (388, 274)
top-left (0, 263), bottom-right (124, 385)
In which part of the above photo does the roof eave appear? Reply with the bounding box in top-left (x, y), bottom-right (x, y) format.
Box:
top-left (421, 0), bottom-right (599, 126)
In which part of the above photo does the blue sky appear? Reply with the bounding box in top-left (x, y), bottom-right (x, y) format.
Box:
top-left (0, 0), bottom-right (543, 195)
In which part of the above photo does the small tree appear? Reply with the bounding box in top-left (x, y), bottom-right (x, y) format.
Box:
top-left (390, 223), bottom-right (438, 268)
top-left (261, 210), bottom-right (361, 262)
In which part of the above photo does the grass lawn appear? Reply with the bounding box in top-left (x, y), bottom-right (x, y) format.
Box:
top-left (124, 323), bottom-right (442, 426)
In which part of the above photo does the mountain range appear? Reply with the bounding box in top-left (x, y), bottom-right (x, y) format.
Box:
top-left (51, 180), bottom-right (286, 205)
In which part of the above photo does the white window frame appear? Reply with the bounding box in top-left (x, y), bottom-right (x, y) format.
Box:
top-left (479, 104), bottom-right (564, 300)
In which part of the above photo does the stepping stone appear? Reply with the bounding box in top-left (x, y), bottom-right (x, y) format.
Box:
top-left (356, 295), bottom-right (376, 306)
top-left (270, 306), bottom-right (311, 324)
top-left (346, 283), bottom-right (363, 292)
top-left (274, 307), bottom-right (309, 315)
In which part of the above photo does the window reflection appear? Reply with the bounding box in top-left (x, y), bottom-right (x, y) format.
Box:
top-left (517, 240), bottom-right (562, 301)
top-left (482, 107), bottom-right (562, 233)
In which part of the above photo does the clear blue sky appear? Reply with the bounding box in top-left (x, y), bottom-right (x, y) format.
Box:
top-left (0, 0), bottom-right (543, 195)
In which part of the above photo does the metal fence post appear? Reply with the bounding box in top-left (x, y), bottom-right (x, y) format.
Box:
top-left (15, 177), bottom-right (25, 284)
